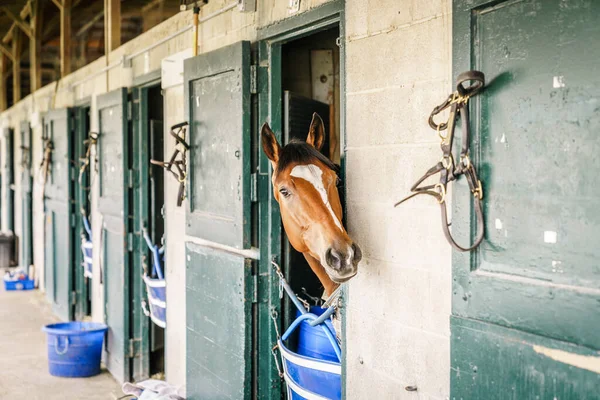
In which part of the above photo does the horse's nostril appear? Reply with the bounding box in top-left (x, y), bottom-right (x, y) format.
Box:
top-left (352, 243), bottom-right (363, 263)
top-left (325, 248), bottom-right (342, 270)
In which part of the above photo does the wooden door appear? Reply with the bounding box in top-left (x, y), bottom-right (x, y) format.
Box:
top-left (43, 109), bottom-right (74, 321)
top-left (452, 1), bottom-right (600, 398)
top-left (19, 121), bottom-right (33, 273)
top-left (97, 88), bottom-right (132, 383)
top-left (183, 41), bottom-right (254, 399)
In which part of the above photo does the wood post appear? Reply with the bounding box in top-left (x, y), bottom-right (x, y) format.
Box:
top-left (60, 0), bottom-right (72, 77)
top-left (0, 55), bottom-right (6, 111)
top-left (30, 0), bottom-right (42, 91)
top-left (12, 30), bottom-right (21, 103)
top-left (104, 0), bottom-right (121, 53)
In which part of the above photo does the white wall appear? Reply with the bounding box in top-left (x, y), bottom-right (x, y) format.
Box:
top-left (344, 0), bottom-right (453, 398)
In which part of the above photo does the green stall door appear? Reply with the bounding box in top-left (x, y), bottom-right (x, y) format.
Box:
top-left (183, 41), bottom-right (254, 399)
top-left (43, 109), bottom-right (74, 321)
top-left (97, 88), bottom-right (132, 383)
top-left (19, 121), bottom-right (33, 274)
top-left (452, 0), bottom-right (600, 398)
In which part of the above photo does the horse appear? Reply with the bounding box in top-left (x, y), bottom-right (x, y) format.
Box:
top-left (261, 113), bottom-right (362, 297)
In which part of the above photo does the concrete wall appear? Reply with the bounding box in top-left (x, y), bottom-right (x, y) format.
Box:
top-left (0, 0), bottom-right (336, 391)
top-left (344, 0), bottom-right (453, 398)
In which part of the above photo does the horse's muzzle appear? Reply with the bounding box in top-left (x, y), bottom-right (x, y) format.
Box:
top-left (325, 242), bottom-right (362, 281)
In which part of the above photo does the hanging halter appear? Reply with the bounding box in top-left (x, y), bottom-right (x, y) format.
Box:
top-left (150, 121), bottom-right (189, 207)
top-left (395, 71), bottom-right (486, 252)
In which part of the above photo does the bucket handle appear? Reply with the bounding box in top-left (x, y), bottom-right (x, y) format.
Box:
top-left (141, 300), bottom-right (151, 317)
top-left (54, 336), bottom-right (70, 355)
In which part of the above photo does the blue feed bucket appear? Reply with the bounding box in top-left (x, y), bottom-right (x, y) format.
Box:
top-left (296, 306), bottom-right (338, 362)
top-left (42, 322), bottom-right (108, 378)
top-left (280, 339), bottom-right (341, 399)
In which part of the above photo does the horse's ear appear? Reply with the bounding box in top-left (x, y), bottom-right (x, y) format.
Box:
top-left (261, 122), bottom-right (281, 165)
top-left (307, 113), bottom-right (325, 151)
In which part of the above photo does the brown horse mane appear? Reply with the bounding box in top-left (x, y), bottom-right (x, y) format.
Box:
top-left (275, 139), bottom-right (340, 176)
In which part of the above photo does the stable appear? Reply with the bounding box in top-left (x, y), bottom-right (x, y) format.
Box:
top-left (0, 0), bottom-right (598, 399)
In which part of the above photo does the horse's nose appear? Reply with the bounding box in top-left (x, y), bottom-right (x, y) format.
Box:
top-left (325, 243), bottom-right (361, 271)
top-left (352, 242), bottom-right (363, 264)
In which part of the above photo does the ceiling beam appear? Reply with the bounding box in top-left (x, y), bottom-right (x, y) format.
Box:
top-left (12, 30), bottom-right (22, 103)
top-left (0, 43), bottom-right (14, 62)
top-left (76, 8), bottom-right (104, 37)
top-left (30, 0), bottom-right (42, 91)
top-left (1, 6), bottom-right (34, 39)
top-left (105, 0), bottom-right (121, 53)
top-left (51, 0), bottom-right (63, 10)
top-left (60, 0), bottom-right (71, 76)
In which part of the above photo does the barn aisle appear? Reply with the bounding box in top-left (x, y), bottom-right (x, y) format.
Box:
top-left (0, 276), bottom-right (122, 400)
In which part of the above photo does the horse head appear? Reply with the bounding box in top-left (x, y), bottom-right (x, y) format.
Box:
top-left (261, 113), bottom-right (362, 295)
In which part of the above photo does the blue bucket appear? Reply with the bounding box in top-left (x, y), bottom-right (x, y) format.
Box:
top-left (296, 306), bottom-right (338, 362)
top-left (42, 322), bottom-right (108, 378)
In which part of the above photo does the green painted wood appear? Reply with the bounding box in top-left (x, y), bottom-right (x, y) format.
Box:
top-left (43, 108), bottom-right (74, 321)
top-left (183, 40), bottom-right (254, 399)
top-left (452, 0), bottom-right (600, 397)
top-left (183, 41), bottom-right (251, 249)
top-left (4, 128), bottom-right (14, 234)
top-left (19, 121), bottom-right (32, 272)
top-left (256, 40), bottom-right (283, 400)
top-left (98, 88), bottom-right (132, 383)
top-left (73, 106), bottom-right (90, 320)
top-left (131, 85), bottom-right (151, 381)
top-left (451, 316), bottom-right (600, 400)
top-left (186, 242), bottom-right (253, 400)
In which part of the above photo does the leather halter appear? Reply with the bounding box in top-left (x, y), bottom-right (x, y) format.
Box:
top-left (395, 71), bottom-right (486, 252)
top-left (150, 121), bottom-right (189, 207)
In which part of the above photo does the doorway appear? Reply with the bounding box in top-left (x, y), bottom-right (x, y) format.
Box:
top-left (279, 25), bottom-right (343, 348)
top-left (133, 82), bottom-right (166, 380)
top-left (74, 105), bottom-right (92, 320)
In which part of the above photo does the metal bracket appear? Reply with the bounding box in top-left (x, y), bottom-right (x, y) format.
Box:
top-left (71, 291), bottom-right (77, 305)
top-left (128, 338), bottom-right (141, 358)
top-left (250, 65), bottom-right (257, 94)
top-left (288, 0), bottom-right (300, 14)
top-left (127, 232), bottom-right (134, 252)
top-left (250, 172), bottom-right (257, 202)
top-left (252, 274), bottom-right (258, 303)
top-left (238, 0), bottom-right (256, 12)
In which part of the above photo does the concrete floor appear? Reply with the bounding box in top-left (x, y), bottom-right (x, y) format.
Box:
top-left (0, 279), bottom-right (124, 399)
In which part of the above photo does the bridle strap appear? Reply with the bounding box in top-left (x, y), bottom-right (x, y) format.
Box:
top-left (396, 70), bottom-right (485, 252)
top-left (151, 122), bottom-right (189, 207)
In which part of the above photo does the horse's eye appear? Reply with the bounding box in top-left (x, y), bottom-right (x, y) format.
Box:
top-left (279, 187), bottom-right (291, 198)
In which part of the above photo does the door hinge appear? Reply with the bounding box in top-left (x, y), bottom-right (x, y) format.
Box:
top-left (70, 213), bottom-right (76, 228)
top-left (127, 232), bottom-right (134, 252)
top-left (71, 290), bottom-right (77, 305)
top-left (250, 172), bottom-right (257, 202)
top-left (250, 65), bottom-right (257, 94)
top-left (127, 102), bottom-right (133, 121)
top-left (129, 338), bottom-right (141, 358)
top-left (128, 169), bottom-right (134, 188)
top-left (252, 274), bottom-right (258, 303)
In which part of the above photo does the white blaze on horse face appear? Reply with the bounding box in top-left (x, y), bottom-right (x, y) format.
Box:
top-left (290, 164), bottom-right (342, 231)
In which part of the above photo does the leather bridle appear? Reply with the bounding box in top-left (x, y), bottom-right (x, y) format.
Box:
top-left (151, 121), bottom-right (189, 207)
top-left (395, 71), bottom-right (486, 252)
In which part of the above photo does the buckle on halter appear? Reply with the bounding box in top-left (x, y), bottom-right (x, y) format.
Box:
top-left (472, 180), bottom-right (483, 200)
top-left (434, 183), bottom-right (447, 204)
top-left (441, 154), bottom-right (454, 170)
top-left (460, 154), bottom-right (471, 170)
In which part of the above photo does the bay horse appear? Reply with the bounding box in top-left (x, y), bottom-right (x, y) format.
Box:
top-left (261, 113), bottom-right (362, 297)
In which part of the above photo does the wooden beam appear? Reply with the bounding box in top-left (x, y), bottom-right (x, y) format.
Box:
top-left (1, 6), bottom-right (34, 39)
top-left (30, 0), bottom-right (42, 92)
top-left (0, 43), bottom-right (14, 63)
top-left (3, 24), bottom-right (16, 44)
top-left (0, 55), bottom-right (6, 111)
top-left (104, 0), bottom-right (121, 53)
top-left (60, 0), bottom-right (72, 77)
top-left (12, 30), bottom-right (22, 103)
top-left (76, 9), bottom-right (104, 37)
top-left (20, 1), bottom-right (32, 19)
top-left (51, 0), bottom-right (63, 10)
